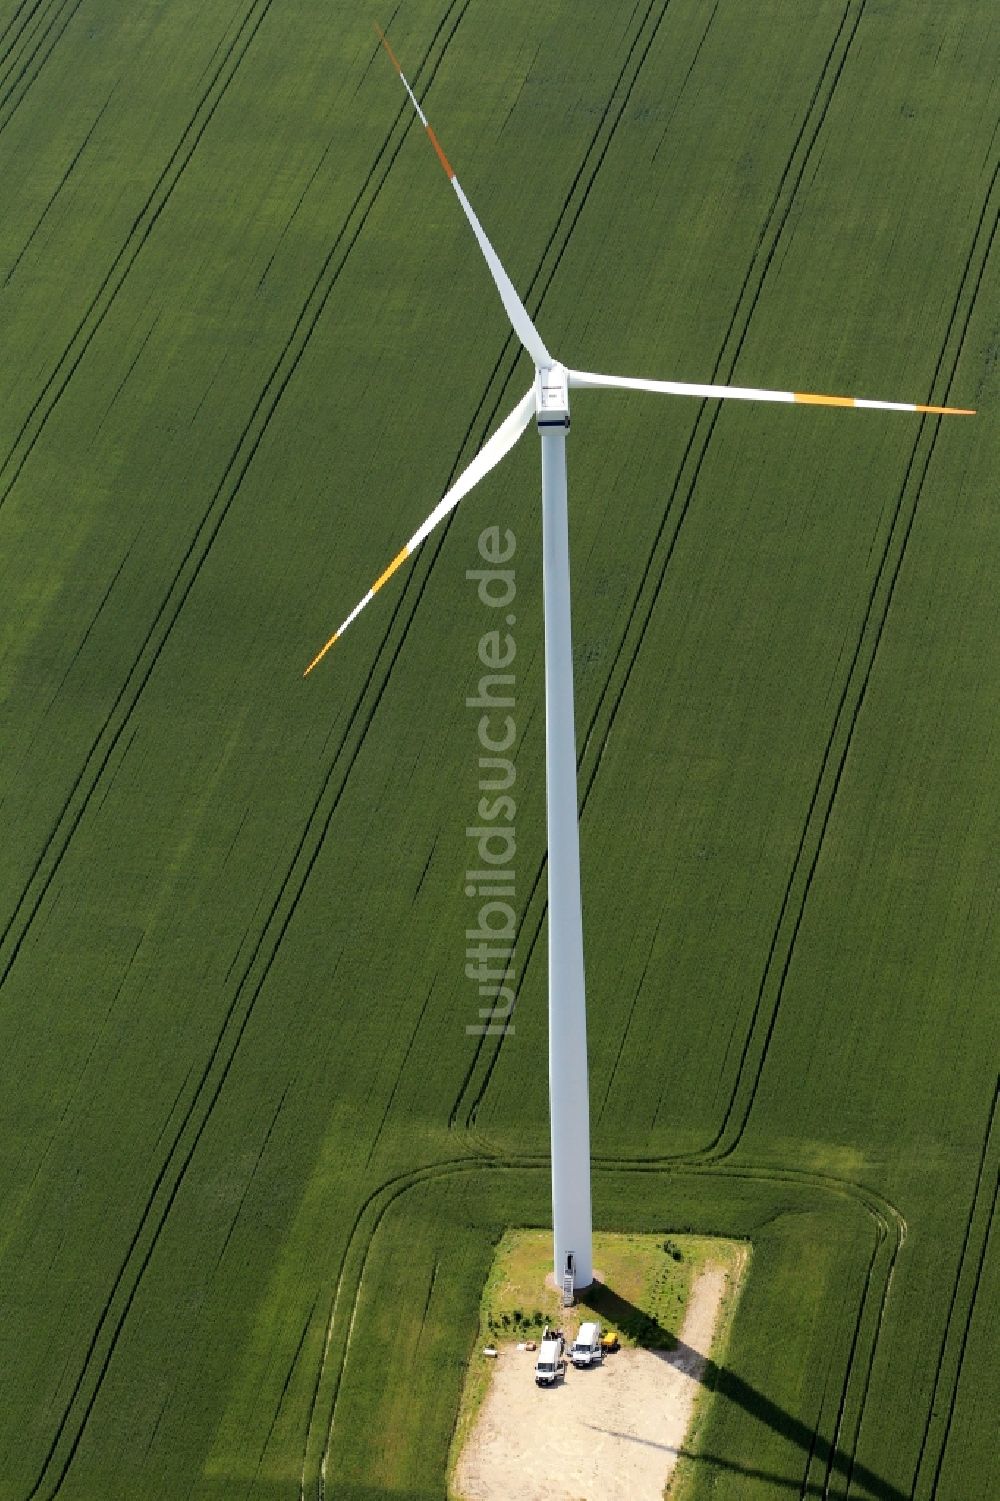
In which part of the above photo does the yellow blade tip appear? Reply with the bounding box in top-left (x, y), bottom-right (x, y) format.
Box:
top-left (303, 634), bottom-right (338, 677)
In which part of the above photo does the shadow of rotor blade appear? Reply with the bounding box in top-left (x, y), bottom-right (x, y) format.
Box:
top-left (578, 1280), bottom-right (907, 1501)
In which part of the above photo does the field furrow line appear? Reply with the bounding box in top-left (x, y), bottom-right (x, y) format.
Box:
top-left (0, 0), bottom-right (279, 973)
top-left (836, 1206), bottom-right (904, 1499)
top-left (723, 0), bottom-right (863, 373)
top-left (454, 0), bottom-right (869, 1129)
top-left (574, 0), bottom-right (864, 771)
top-left (796, 1367), bottom-right (833, 1500)
top-left (516, 0), bottom-right (670, 318)
top-left (192, 0), bottom-right (251, 90)
top-left (0, 0), bottom-right (84, 140)
top-left (8, 20), bottom-right (482, 1496)
top-left (364, 978), bottom-right (439, 1168)
top-left (596, 917), bottom-right (662, 1125)
top-left (208, 1084), bottom-right (289, 1285)
top-left (703, 160), bottom-right (998, 1163)
top-left (0, 0), bottom-right (57, 88)
top-left (574, 0), bottom-right (868, 804)
top-left (0, 1), bottom-right (470, 987)
top-left (0, 0), bottom-right (273, 508)
top-left (815, 1211), bottom-right (886, 1498)
top-left (925, 1170), bottom-right (998, 1500)
top-left (250, 1293), bottom-right (317, 1494)
top-left (2, 81), bottom-right (116, 287)
top-left (909, 1077), bottom-right (999, 1499)
top-left (0, 0), bottom-right (40, 57)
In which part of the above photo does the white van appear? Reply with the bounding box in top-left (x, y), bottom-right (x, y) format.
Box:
top-left (534, 1333), bottom-right (564, 1385)
top-left (571, 1322), bottom-right (602, 1367)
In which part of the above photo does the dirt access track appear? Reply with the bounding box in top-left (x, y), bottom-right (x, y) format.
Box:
top-left (454, 1262), bottom-right (735, 1500)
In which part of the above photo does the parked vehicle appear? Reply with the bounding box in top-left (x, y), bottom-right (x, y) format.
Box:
top-left (571, 1321), bottom-right (602, 1367)
top-left (534, 1331), bottom-right (564, 1385)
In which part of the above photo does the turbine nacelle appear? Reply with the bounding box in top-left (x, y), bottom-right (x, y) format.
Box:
top-left (536, 363), bottom-right (570, 431)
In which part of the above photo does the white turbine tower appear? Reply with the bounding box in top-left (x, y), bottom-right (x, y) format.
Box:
top-left (305, 27), bottom-right (975, 1293)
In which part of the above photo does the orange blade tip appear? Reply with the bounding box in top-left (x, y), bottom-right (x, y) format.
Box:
top-left (425, 124), bottom-right (455, 179)
top-left (374, 22), bottom-right (402, 74)
top-left (917, 404), bottom-right (977, 416)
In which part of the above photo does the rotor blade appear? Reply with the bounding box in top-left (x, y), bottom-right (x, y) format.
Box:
top-left (304, 387), bottom-right (536, 675)
top-left (375, 24), bottom-right (551, 369)
top-left (568, 369), bottom-right (976, 416)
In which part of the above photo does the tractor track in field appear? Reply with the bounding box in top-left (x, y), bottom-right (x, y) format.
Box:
top-left (812, 1209), bottom-right (890, 1498)
top-left (452, 0), bottom-right (870, 1130)
top-left (0, 0), bottom-right (279, 983)
top-left (833, 1203), bottom-right (903, 1500)
top-left (0, 0), bottom-right (58, 77)
top-left (596, 916), bottom-right (663, 1125)
top-left (0, 0), bottom-right (83, 139)
top-left (699, 153), bottom-right (998, 1167)
top-left (2, 81), bottom-right (116, 287)
top-left (8, 13), bottom-right (483, 1497)
top-left (0, 0), bottom-right (55, 90)
top-left (923, 1170), bottom-right (999, 1499)
top-left (908, 1077), bottom-right (999, 1500)
top-left (294, 1153), bottom-right (906, 1501)
top-left (0, 0), bottom-right (35, 59)
top-left (0, 0), bottom-right (274, 506)
top-left (0, 1), bottom-right (467, 993)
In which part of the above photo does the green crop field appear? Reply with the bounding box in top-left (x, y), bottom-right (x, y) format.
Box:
top-left (0, 1), bottom-right (996, 1497)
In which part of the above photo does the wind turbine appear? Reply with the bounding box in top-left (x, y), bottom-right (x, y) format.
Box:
top-left (305, 26), bottom-right (975, 1293)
